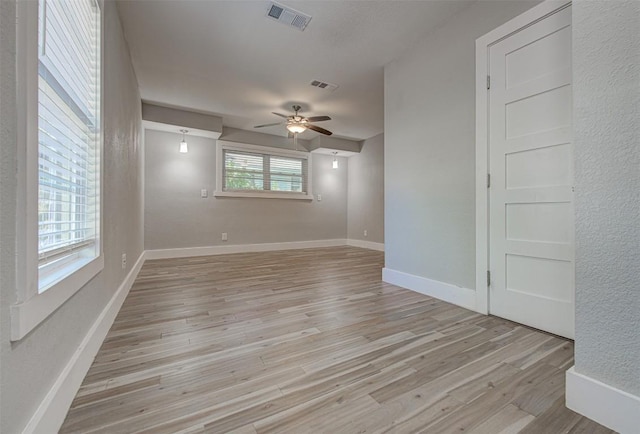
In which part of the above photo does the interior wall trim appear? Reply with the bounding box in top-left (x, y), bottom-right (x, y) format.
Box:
top-left (566, 366), bottom-right (640, 434)
top-left (382, 267), bottom-right (477, 312)
top-left (22, 251), bottom-right (146, 434)
top-left (145, 239), bottom-right (384, 260)
top-left (346, 239), bottom-right (384, 252)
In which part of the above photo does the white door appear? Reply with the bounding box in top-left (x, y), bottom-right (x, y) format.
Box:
top-left (488, 5), bottom-right (574, 338)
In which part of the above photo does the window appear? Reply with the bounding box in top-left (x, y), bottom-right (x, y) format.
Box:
top-left (37, 0), bottom-right (101, 292)
top-left (215, 141), bottom-right (312, 200)
top-left (11, 0), bottom-right (103, 341)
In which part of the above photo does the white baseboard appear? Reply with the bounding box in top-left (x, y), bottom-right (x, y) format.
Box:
top-left (382, 267), bottom-right (477, 311)
top-left (566, 366), bottom-right (640, 434)
top-left (145, 239), bottom-right (349, 260)
top-left (347, 239), bottom-right (384, 252)
top-left (23, 252), bottom-right (146, 434)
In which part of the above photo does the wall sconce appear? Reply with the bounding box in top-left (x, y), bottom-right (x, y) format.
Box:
top-left (332, 152), bottom-right (338, 169)
top-left (179, 129), bottom-right (189, 153)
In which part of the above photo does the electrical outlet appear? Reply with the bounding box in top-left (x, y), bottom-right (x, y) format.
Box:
top-left (364, 230), bottom-right (368, 237)
top-left (201, 189), bottom-right (208, 198)
top-left (317, 194), bottom-right (322, 201)
top-left (221, 232), bottom-right (228, 241)
top-left (121, 253), bottom-right (127, 270)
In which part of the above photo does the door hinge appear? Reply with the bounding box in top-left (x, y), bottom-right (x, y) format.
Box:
top-left (487, 270), bottom-right (491, 286)
top-left (487, 173), bottom-right (491, 188)
top-left (487, 75), bottom-right (491, 90)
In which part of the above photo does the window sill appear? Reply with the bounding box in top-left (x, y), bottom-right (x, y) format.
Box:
top-left (214, 190), bottom-right (314, 201)
top-left (10, 255), bottom-right (104, 341)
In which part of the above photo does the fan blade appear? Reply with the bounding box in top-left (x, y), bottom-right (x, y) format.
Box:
top-left (272, 112), bottom-right (290, 119)
top-left (254, 122), bottom-right (284, 128)
top-left (306, 124), bottom-right (333, 136)
top-left (306, 116), bottom-right (331, 122)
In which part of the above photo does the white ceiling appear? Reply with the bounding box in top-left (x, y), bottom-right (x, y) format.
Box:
top-left (116, 0), bottom-right (473, 141)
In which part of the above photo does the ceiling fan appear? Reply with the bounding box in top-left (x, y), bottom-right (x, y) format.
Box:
top-left (254, 105), bottom-right (333, 136)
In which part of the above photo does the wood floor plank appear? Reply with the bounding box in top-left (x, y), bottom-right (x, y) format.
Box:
top-left (518, 395), bottom-right (585, 434)
top-left (470, 403), bottom-right (535, 434)
top-left (412, 363), bottom-right (556, 433)
top-left (447, 362), bottom-right (521, 404)
top-left (252, 388), bottom-right (381, 434)
top-left (568, 415), bottom-right (621, 434)
top-left (360, 394), bottom-right (465, 434)
top-left (59, 246), bottom-right (614, 433)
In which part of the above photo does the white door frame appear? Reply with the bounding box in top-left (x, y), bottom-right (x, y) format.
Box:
top-left (474, 0), bottom-right (572, 315)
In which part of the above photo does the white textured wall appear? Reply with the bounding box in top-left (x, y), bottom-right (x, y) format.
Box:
top-left (348, 133), bottom-right (384, 244)
top-left (573, 0), bottom-right (640, 396)
top-left (144, 129), bottom-right (348, 250)
top-left (0, 3), bottom-right (144, 432)
top-left (384, 0), bottom-right (539, 290)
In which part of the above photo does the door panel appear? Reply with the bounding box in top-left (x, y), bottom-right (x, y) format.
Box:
top-left (506, 202), bottom-right (572, 243)
top-left (489, 5), bottom-right (574, 338)
top-left (505, 254), bottom-right (573, 302)
top-left (505, 85), bottom-right (571, 138)
top-left (505, 26), bottom-right (571, 88)
top-left (506, 143), bottom-right (572, 189)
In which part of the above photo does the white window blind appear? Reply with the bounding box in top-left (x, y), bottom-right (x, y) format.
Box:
top-left (223, 149), bottom-right (308, 194)
top-left (37, 0), bottom-right (101, 292)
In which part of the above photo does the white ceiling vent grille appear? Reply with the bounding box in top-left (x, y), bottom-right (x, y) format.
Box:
top-left (266, 2), bottom-right (312, 31)
top-left (310, 80), bottom-right (339, 92)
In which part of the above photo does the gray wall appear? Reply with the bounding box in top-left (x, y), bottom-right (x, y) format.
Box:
top-left (0, 0), bottom-right (18, 426)
top-left (573, 1), bottom-right (640, 396)
top-left (384, 0), bottom-right (539, 289)
top-left (144, 129), bottom-right (348, 250)
top-left (0, 2), bottom-right (144, 432)
top-left (348, 133), bottom-right (384, 244)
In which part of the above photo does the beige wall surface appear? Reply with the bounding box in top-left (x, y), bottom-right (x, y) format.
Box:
top-left (144, 129), bottom-right (348, 250)
top-left (573, 0), bottom-right (640, 397)
top-left (348, 133), bottom-right (384, 244)
top-left (384, 0), bottom-right (539, 290)
top-left (0, 2), bottom-right (144, 432)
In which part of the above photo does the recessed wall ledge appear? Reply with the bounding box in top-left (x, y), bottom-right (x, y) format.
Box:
top-left (219, 127), bottom-right (312, 152)
top-left (142, 102), bottom-right (223, 139)
top-left (309, 136), bottom-right (363, 156)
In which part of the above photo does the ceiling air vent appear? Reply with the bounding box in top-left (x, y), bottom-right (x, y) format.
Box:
top-left (310, 80), bottom-right (339, 92)
top-left (266, 2), bottom-right (312, 31)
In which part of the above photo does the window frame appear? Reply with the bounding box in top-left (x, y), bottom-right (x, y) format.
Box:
top-left (11, 0), bottom-right (104, 341)
top-left (214, 140), bottom-right (313, 200)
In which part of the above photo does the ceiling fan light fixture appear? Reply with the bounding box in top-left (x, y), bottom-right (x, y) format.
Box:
top-left (287, 123), bottom-right (306, 134)
top-left (255, 105), bottom-right (333, 136)
top-left (332, 152), bottom-right (338, 169)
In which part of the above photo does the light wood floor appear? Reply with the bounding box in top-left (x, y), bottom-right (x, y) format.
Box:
top-left (61, 247), bottom-right (613, 433)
